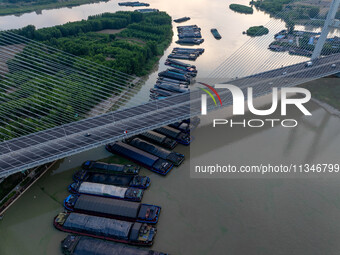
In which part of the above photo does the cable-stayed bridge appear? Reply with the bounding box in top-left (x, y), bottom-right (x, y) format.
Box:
top-left (0, 0), bottom-right (339, 178)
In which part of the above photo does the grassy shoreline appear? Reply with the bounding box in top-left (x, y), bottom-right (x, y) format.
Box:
top-left (0, 0), bottom-right (108, 16)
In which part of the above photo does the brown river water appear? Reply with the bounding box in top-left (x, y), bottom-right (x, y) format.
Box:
top-left (1, 0), bottom-right (340, 254)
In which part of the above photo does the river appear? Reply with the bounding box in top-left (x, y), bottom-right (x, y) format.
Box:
top-left (1, 0), bottom-right (340, 254)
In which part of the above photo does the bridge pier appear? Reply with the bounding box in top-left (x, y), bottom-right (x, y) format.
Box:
top-left (311, 0), bottom-right (340, 59)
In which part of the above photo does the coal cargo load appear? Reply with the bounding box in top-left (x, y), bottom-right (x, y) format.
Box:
top-left (61, 235), bottom-right (167, 255)
top-left (54, 212), bottom-right (157, 246)
top-left (64, 194), bottom-right (161, 224)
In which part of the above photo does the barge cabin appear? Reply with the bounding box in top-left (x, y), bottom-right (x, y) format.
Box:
top-left (106, 141), bottom-right (173, 175)
top-left (64, 194), bottom-right (161, 224)
top-left (73, 170), bottom-right (150, 189)
top-left (68, 181), bottom-right (144, 202)
top-left (169, 121), bottom-right (191, 133)
top-left (54, 212), bottom-right (156, 246)
top-left (82, 161), bottom-right (140, 175)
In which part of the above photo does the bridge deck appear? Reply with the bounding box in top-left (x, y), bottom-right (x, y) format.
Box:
top-left (1, 53), bottom-right (340, 177)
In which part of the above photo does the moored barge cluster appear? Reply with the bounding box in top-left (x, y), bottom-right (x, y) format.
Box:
top-left (54, 159), bottom-right (166, 252)
top-left (176, 25), bottom-right (204, 45)
top-left (54, 13), bottom-right (203, 255)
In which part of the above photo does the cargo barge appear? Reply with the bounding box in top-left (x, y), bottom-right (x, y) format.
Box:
top-left (169, 121), bottom-right (191, 133)
top-left (168, 53), bottom-right (198, 61)
top-left (138, 131), bottom-right (178, 149)
top-left (54, 212), bottom-right (156, 246)
top-left (211, 28), bottom-right (222, 39)
top-left (82, 161), bottom-right (140, 175)
top-left (118, 1), bottom-right (150, 7)
top-left (158, 70), bottom-right (191, 82)
top-left (173, 47), bottom-right (204, 54)
top-left (73, 170), bottom-right (150, 189)
top-left (177, 25), bottom-right (200, 30)
top-left (158, 76), bottom-right (190, 85)
top-left (106, 141), bottom-right (173, 175)
top-left (173, 17), bottom-right (190, 23)
top-left (178, 32), bottom-right (202, 39)
top-left (135, 8), bottom-right (158, 13)
top-left (154, 126), bottom-right (192, 145)
top-left (68, 181), bottom-right (144, 202)
top-left (150, 88), bottom-right (180, 98)
top-left (156, 80), bottom-right (189, 88)
top-left (126, 137), bottom-right (184, 166)
top-left (176, 38), bottom-right (204, 45)
top-left (171, 117), bottom-right (200, 132)
top-left (165, 59), bottom-right (197, 73)
top-left (154, 83), bottom-right (189, 93)
top-left (64, 194), bottom-right (161, 224)
top-left (168, 67), bottom-right (196, 77)
top-left (61, 235), bottom-right (167, 255)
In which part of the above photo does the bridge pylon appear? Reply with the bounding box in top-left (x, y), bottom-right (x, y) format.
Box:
top-left (311, 0), bottom-right (340, 60)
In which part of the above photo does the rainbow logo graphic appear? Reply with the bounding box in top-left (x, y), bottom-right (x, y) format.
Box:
top-left (198, 82), bottom-right (223, 106)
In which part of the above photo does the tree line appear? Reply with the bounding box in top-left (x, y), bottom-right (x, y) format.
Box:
top-left (0, 11), bottom-right (173, 140)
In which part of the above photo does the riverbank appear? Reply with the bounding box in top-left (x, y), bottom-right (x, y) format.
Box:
top-left (304, 77), bottom-right (340, 113)
top-left (0, 0), bottom-right (108, 16)
top-left (252, 0), bottom-right (333, 27)
top-left (0, 11), bottom-right (173, 141)
top-left (0, 161), bottom-right (56, 217)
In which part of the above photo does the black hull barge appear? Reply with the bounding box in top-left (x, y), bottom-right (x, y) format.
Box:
top-left (106, 141), bottom-right (173, 175)
top-left (173, 47), bottom-right (204, 54)
top-left (73, 170), bottom-right (150, 189)
top-left (169, 121), bottom-right (191, 133)
top-left (158, 70), bottom-right (191, 82)
top-left (168, 68), bottom-right (196, 77)
top-left (154, 83), bottom-right (189, 93)
top-left (61, 235), bottom-right (168, 255)
top-left (64, 194), bottom-right (161, 224)
top-left (82, 161), bottom-right (140, 175)
top-left (127, 137), bottom-right (184, 166)
top-left (118, 2), bottom-right (150, 7)
top-left (176, 38), bottom-right (204, 45)
top-left (168, 53), bottom-right (198, 60)
top-left (165, 60), bottom-right (197, 73)
top-left (68, 181), bottom-right (144, 202)
top-left (54, 212), bottom-right (156, 246)
top-left (211, 28), bottom-right (222, 39)
top-left (157, 76), bottom-right (189, 85)
top-left (173, 17), bottom-right (190, 23)
top-left (138, 130), bottom-right (178, 149)
top-left (155, 126), bottom-right (192, 145)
